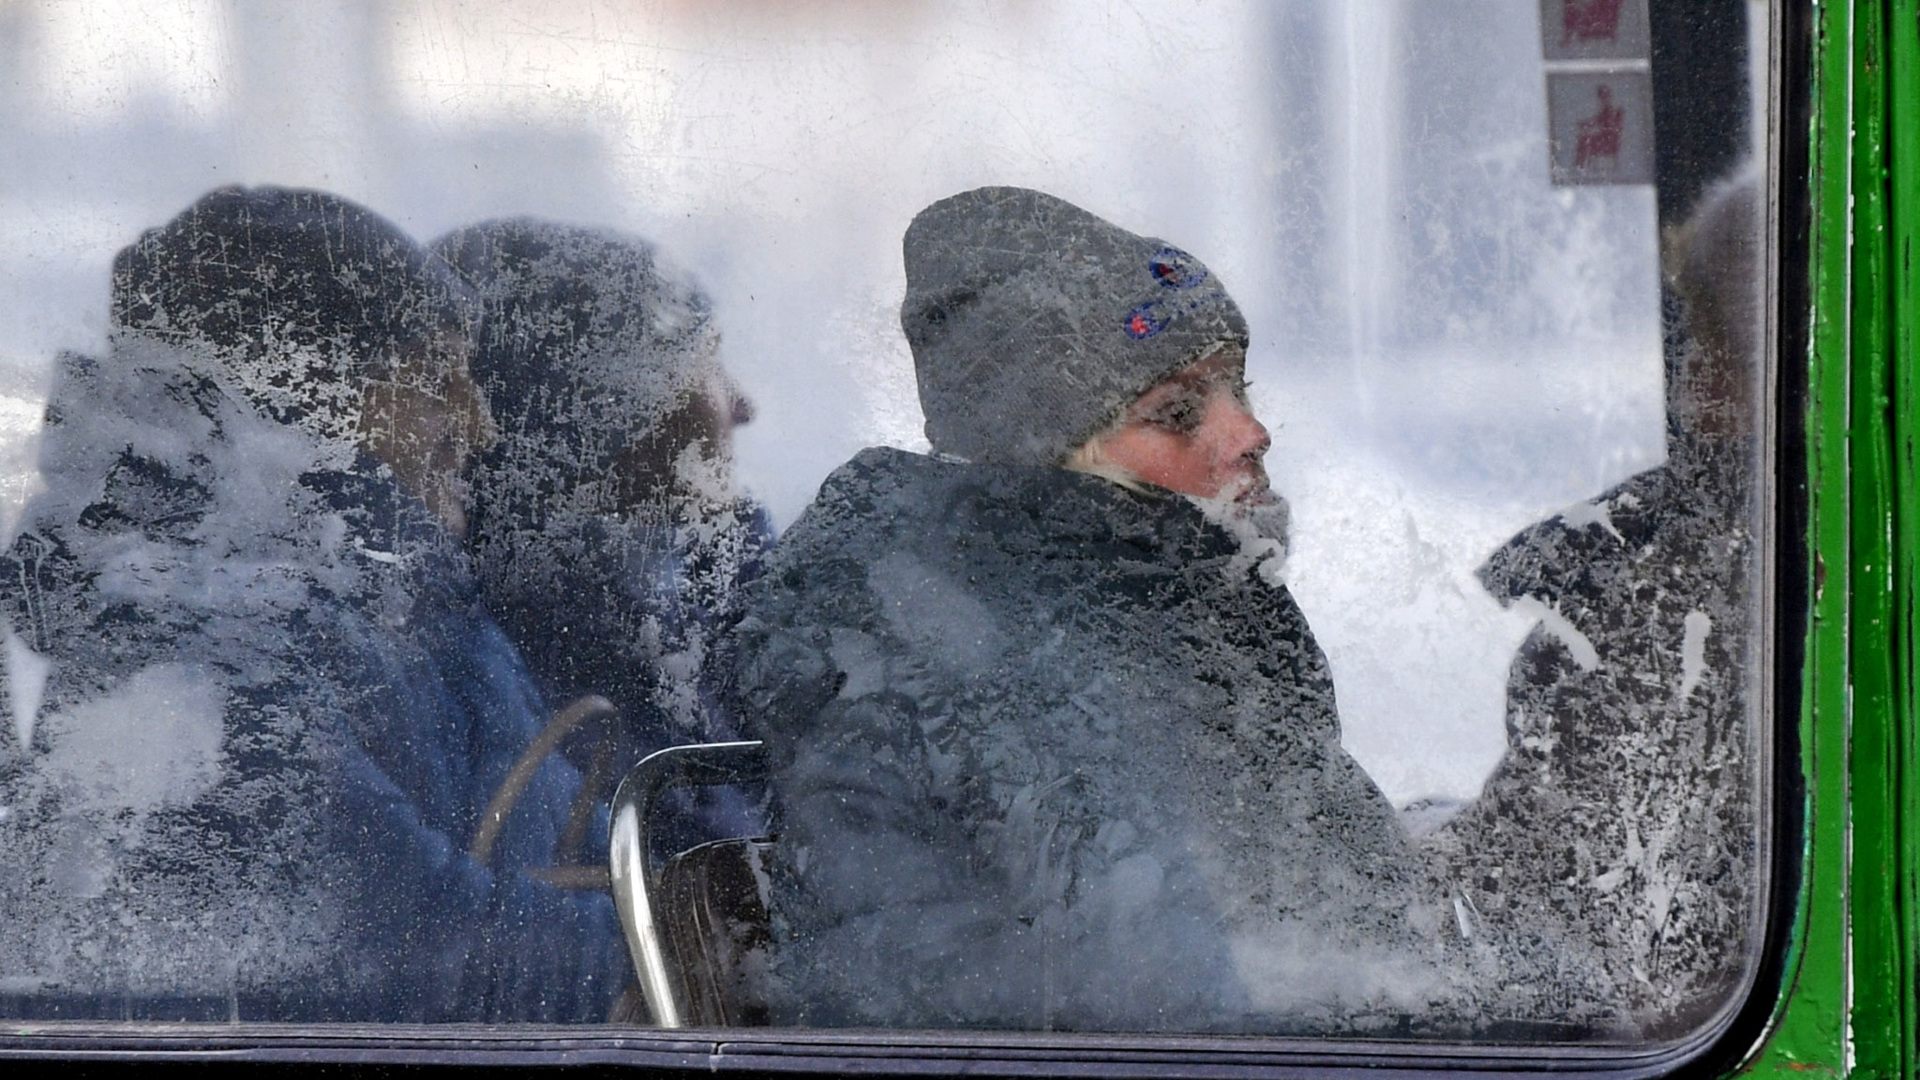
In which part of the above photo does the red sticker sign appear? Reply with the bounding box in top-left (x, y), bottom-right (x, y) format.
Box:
top-left (1540, 0), bottom-right (1650, 62)
top-left (1547, 71), bottom-right (1654, 186)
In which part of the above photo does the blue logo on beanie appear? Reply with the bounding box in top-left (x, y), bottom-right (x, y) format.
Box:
top-left (1148, 247), bottom-right (1207, 289)
top-left (1124, 301), bottom-right (1170, 339)
top-left (1126, 249), bottom-right (1225, 339)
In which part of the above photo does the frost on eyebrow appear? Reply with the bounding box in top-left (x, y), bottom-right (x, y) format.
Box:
top-left (1137, 386), bottom-right (1208, 434)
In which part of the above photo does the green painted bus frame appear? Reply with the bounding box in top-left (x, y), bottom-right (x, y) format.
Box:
top-left (1736, 1), bottom-right (1917, 1075)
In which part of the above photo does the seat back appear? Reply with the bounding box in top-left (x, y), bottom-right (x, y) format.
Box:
top-left (608, 741), bottom-right (771, 1028)
top-left (658, 838), bottom-right (774, 1026)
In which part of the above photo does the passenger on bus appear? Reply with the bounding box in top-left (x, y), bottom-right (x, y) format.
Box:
top-left (432, 220), bottom-right (773, 852)
top-left (1424, 171), bottom-right (1764, 1038)
top-left (0, 187), bottom-right (626, 1023)
top-left (730, 187), bottom-right (1442, 1032)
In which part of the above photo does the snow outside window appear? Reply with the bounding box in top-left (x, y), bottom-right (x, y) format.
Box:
top-left (0, 0), bottom-right (1771, 1051)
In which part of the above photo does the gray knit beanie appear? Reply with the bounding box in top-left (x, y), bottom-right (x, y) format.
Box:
top-left (901, 187), bottom-right (1249, 465)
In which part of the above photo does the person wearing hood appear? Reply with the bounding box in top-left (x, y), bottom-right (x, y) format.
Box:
top-left (730, 187), bottom-right (1445, 1033)
top-left (0, 187), bottom-right (626, 1023)
top-left (1422, 174), bottom-right (1765, 1038)
top-left (431, 219), bottom-right (773, 859)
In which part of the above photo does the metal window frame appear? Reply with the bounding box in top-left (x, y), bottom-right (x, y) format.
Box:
top-left (0, 0), bottom-right (1865, 1074)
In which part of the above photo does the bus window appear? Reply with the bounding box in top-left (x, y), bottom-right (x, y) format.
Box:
top-left (0, 0), bottom-right (1782, 1070)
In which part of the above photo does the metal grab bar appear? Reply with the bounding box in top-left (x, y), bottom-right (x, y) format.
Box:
top-left (607, 740), bottom-right (768, 1029)
top-left (470, 694), bottom-right (617, 865)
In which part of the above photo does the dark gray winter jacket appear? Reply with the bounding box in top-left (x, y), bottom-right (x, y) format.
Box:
top-left (733, 448), bottom-right (1446, 1034)
top-left (1424, 428), bottom-right (1761, 1039)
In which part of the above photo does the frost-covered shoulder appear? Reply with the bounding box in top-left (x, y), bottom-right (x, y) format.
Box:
top-left (33, 663), bottom-right (227, 820)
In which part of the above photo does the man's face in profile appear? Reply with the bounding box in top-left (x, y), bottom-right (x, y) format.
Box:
top-left (1081, 346), bottom-right (1274, 504)
top-left (611, 371), bottom-right (754, 516)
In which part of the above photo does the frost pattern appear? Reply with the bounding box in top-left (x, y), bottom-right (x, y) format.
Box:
top-left (1421, 424), bottom-right (1759, 1038)
top-left (734, 448), bottom-right (1450, 1033)
top-left (436, 220), bottom-right (771, 752)
top-left (2, 628), bottom-right (50, 748)
top-left (39, 663), bottom-right (224, 823)
top-left (1413, 177), bottom-right (1765, 1037)
top-left (0, 343), bottom-right (372, 1005)
top-left (0, 181), bottom-right (1761, 1038)
top-left (0, 188), bottom-right (627, 1022)
top-left (734, 422), bottom-right (1759, 1037)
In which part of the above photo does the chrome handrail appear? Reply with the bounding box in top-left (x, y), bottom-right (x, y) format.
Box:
top-left (607, 740), bottom-right (768, 1028)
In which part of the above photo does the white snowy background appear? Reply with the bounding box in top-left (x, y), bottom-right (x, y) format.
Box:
top-left (0, 0), bottom-right (1759, 808)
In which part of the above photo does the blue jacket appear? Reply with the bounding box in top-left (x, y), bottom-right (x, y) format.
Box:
top-left (0, 345), bottom-right (627, 1023)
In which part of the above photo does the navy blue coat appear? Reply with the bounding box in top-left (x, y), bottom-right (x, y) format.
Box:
top-left (0, 345), bottom-right (627, 1022)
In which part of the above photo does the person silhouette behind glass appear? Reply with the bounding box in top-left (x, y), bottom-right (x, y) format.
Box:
top-left (0, 187), bottom-right (626, 1022)
top-left (1426, 172), bottom-right (1764, 1038)
top-left (433, 219), bottom-right (773, 858)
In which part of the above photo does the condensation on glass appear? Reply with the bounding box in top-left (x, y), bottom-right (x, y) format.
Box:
top-left (0, 0), bottom-right (1772, 1051)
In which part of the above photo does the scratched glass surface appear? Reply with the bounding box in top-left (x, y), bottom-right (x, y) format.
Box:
top-left (0, 0), bottom-right (1769, 1043)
